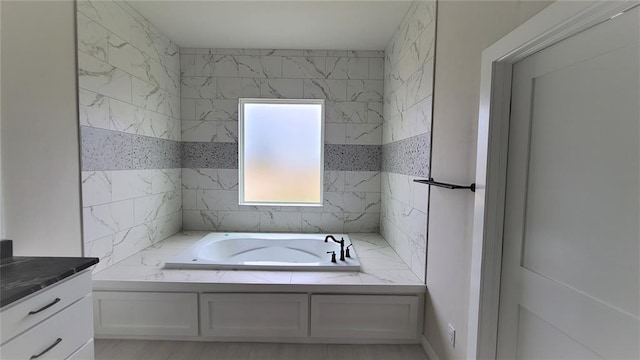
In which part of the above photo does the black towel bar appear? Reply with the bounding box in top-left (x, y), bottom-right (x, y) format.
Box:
top-left (413, 178), bottom-right (476, 192)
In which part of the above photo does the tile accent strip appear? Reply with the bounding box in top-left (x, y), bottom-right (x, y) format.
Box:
top-left (81, 126), bottom-right (181, 171)
top-left (182, 142), bottom-right (381, 171)
top-left (181, 142), bottom-right (238, 169)
top-left (325, 144), bottom-right (381, 171)
top-left (381, 133), bottom-right (430, 177)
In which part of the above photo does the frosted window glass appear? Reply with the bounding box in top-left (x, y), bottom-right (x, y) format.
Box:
top-left (239, 99), bottom-right (324, 206)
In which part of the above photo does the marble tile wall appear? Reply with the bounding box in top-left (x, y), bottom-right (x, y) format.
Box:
top-left (381, 1), bottom-right (436, 282)
top-left (180, 48), bottom-right (385, 233)
top-left (77, 0), bottom-right (181, 271)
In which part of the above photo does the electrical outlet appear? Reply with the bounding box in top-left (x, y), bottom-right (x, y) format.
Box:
top-left (448, 323), bottom-right (456, 348)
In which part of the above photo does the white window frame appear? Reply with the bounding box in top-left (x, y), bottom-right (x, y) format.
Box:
top-left (238, 98), bottom-right (325, 207)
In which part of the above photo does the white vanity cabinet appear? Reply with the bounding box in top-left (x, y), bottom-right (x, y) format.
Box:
top-left (0, 270), bottom-right (95, 360)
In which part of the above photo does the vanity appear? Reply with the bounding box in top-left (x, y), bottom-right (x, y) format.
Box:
top-left (0, 242), bottom-right (98, 359)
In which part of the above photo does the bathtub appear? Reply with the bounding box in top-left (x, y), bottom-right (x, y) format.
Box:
top-left (164, 232), bottom-right (361, 271)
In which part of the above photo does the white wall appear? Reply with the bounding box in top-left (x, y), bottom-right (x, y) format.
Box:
top-left (0, 0), bottom-right (82, 256)
top-left (424, 1), bottom-right (552, 359)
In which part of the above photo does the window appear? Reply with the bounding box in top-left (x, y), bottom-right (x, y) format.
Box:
top-left (238, 98), bottom-right (324, 206)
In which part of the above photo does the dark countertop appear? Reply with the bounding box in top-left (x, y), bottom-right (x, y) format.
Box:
top-left (0, 256), bottom-right (99, 308)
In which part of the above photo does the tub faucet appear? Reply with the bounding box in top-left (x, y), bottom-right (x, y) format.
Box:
top-left (324, 235), bottom-right (345, 261)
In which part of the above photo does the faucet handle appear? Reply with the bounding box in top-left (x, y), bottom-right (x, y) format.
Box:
top-left (345, 244), bottom-right (353, 258)
top-left (326, 251), bottom-right (337, 263)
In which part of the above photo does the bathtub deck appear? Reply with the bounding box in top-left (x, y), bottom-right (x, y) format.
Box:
top-left (92, 232), bottom-right (425, 294)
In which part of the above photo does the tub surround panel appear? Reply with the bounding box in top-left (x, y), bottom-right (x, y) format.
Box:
top-left (81, 126), bottom-right (181, 171)
top-left (381, 1), bottom-right (436, 282)
top-left (180, 47), bottom-right (383, 233)
top-left (78, 0), bottom-right (181, 268)
top-left (93, 232), bottom-right (422, 287)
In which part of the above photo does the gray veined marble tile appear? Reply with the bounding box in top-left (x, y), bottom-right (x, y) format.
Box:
top-left (369, 58), bottom-right (384, 80)
top-left (215, 169), bottom-right (239, 190)
top-left (347, 80), bottom-right (384, 101)
top-left (195, 99), bottom-right (238, 121)
top-left (181, 76), bottom-right (217, 99)
top-left (347, 50), bottom-right (385, 58)
top-left (325, 102), bottom-right (367, 123)
top-left (107, 32), bottom-right (149, 82)
top-left (195, 54), bottom-right (239, 77)
top-left (215, 48), bottom-right (260, 56)
top-left (324, 171), bottom-right (345, 192)
top-left (180, 54), bottom-right (195, 76)
top-left (79, 89), bottom-right (110, 130)
top-left (181, 121), bottom-right (217, 142)
top-left (346, 123), bottom-right (383, 145)
top-left (325, 123), bottom-right (347, 144)
top-left (83, 199), bottom-right (134, 242)
top-left (303, 79), bottom-right (347, 101)
top-left (301, 212), bottom-right (345, 233)
top-left (237, 56), bottom-right (282, 78)
top-left (131, 77), bottom-right (174, 117)
top-left (107, 98), bottom-right (137, 134)
top-left (189, 168), bottom-right (219, 190)
top-left (78, 52), bottom-right (132, 104)
top-left (198, 190), bottom-right (239, 211)
top-left (259, 49), bottom-right (303, 56)
top-left (82, 171), bottom-right (112, 207)
top-left (345, 171), bottom-right (381, 192)
top-left (181, 99), bottom-right (196, 120)
top-left (216, 211), bottom-right (260, 232)
top-left (217, 78), bottom-right (261, 99)
top-left (182, 190), bottom-right (197, 210)
top-left (365, 192), bottom-right (382, 214)
top-left (111, 169), bottom-right (153, 202)
top-left (325, 57), bottom-right (369, 80)
top-left (260, 79), bottom-right (304, 98)
top-left (367, 102), bottom-right (384, 124)
top-left (344, 212), bottom-right (380, 232)
top-left (112, 223), bottom-right (157, 264)
top-left (324, 192), bottom-right (366, 213)
top-left (77, 12), bottom-right (108, 62)
top-left (259, 212), bottom-right (302, 232)
top-left (77, 0), bottom-right (133, 42)
top-left (153, 168), bottom-right (181, 193)
top-left (282, 56), bottom-right (326, 79)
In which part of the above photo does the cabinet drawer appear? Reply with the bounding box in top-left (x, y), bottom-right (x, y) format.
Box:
top-left (310, 295), bottom-right (420, 340)
top-left (93, 292), bottom-right (198, 337)
top-left (0, 270), bottom-right (92, 343)
top-left (1, 296), bottom-right (93, 359)
top-left (200, 293), bottom-right (309, 338)
top-left (66, 339), bottom-right (94, 360)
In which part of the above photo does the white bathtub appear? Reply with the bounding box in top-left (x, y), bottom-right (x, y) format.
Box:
top-left (164, 232), bottom-right (361, 271)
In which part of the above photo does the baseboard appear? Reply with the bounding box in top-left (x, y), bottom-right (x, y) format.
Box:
top-left (421, 335), bottom-right (440, 360)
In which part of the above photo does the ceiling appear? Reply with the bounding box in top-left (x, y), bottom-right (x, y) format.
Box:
top-left (127, 1), bottom-right (413, 50)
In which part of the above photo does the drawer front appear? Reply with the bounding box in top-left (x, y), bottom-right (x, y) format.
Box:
top-left (66, 339), bottom-right (94, 360)
top-left (200, 293), bottom-right (309, 338)
top-left (310, 295), bottom-right (420, 340)
top-left (93, 292), bottom-right (198, 337)
top-left (1, 296), bottom-right (93, 359)
top-left (1, 270), bottom-right (92, 343)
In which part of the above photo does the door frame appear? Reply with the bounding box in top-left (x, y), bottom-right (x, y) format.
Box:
top-left (467, 1), bottom-right (640, 358)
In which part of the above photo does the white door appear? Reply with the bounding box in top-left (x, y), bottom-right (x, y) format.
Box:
top-left (498, 6), bottom-right (639, 359)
